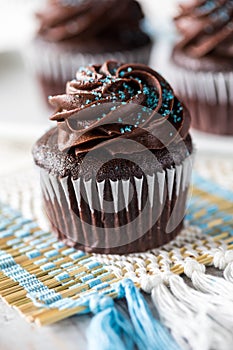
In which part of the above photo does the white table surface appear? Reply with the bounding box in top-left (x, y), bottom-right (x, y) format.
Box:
top-left (0, 300), bottom-right (90, 350)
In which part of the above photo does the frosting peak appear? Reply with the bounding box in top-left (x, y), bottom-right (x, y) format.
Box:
top-left (49, 61), bottom-right (191, 156)
top-left (174, 0), bottom-right (233, 58)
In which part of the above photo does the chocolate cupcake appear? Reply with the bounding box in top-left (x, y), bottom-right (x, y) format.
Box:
top-left (28, 0), bottom-right (152, 102)
top-left (33, 60), bottom-right (193, 254)
top-left (168, 0), bottom-right (233, 135)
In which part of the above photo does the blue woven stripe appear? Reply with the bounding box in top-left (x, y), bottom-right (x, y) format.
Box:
top-left (0, 250), bottom-right (62, 304)
top-left (0, 203), bottom-right (118, 312)
top-left (193, 172), bottom-right (233, 202)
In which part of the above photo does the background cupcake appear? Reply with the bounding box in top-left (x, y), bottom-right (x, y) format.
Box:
top-left (33, 60), bottom-right (193, 254)
top-left (28, 0), bottom-right (152, 103)
top-left (168, 0), bottom-right (233, 135)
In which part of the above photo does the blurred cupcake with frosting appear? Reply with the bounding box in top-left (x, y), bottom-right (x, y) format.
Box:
top-left (168, 0), bottom-right (233, 135)
top-left (28, 0), bottom-right (152, 103)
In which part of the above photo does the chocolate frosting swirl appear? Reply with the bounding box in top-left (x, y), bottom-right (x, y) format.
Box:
top-left (174, 0), bottom-right (233, 58)
top-left (37, 0), bottom-right (145, 43)
top-left (49, 61), bottom-right (191, 156)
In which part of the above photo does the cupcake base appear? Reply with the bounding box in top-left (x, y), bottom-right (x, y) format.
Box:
top-left (165, 49), bottom-right (233, 135)
top-left (180, 97), bottom-right (233, 135)
top-left (39, 154), bottom-right (192, 254)
top-left (44, 192), bottom-right (186, 254)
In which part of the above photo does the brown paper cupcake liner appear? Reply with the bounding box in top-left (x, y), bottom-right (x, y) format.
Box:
top-left (38, 155), bottom-right (193, 254)
top-left (26, 42), bottom-right (152, 83)
top-left (166, 63), bottom-right (233, 135)
top-left (24, 42), bottom-right (152, 103)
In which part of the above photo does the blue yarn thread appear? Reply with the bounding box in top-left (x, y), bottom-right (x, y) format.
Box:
top-left (87, 294), bottom-right (135, 350)
top-left (120, 279), bottom-right (180, 350)
top-left (87, 279), bottom-right (179, 350)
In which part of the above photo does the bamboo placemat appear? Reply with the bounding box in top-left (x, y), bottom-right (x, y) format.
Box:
top-left (0, 172), bottom-right (232, 329)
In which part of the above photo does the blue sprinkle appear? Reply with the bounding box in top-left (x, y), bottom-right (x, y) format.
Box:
top-left (125, 126), bottom-right (132, 132)
top-left (119, 92), bottom-right (126, 99)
